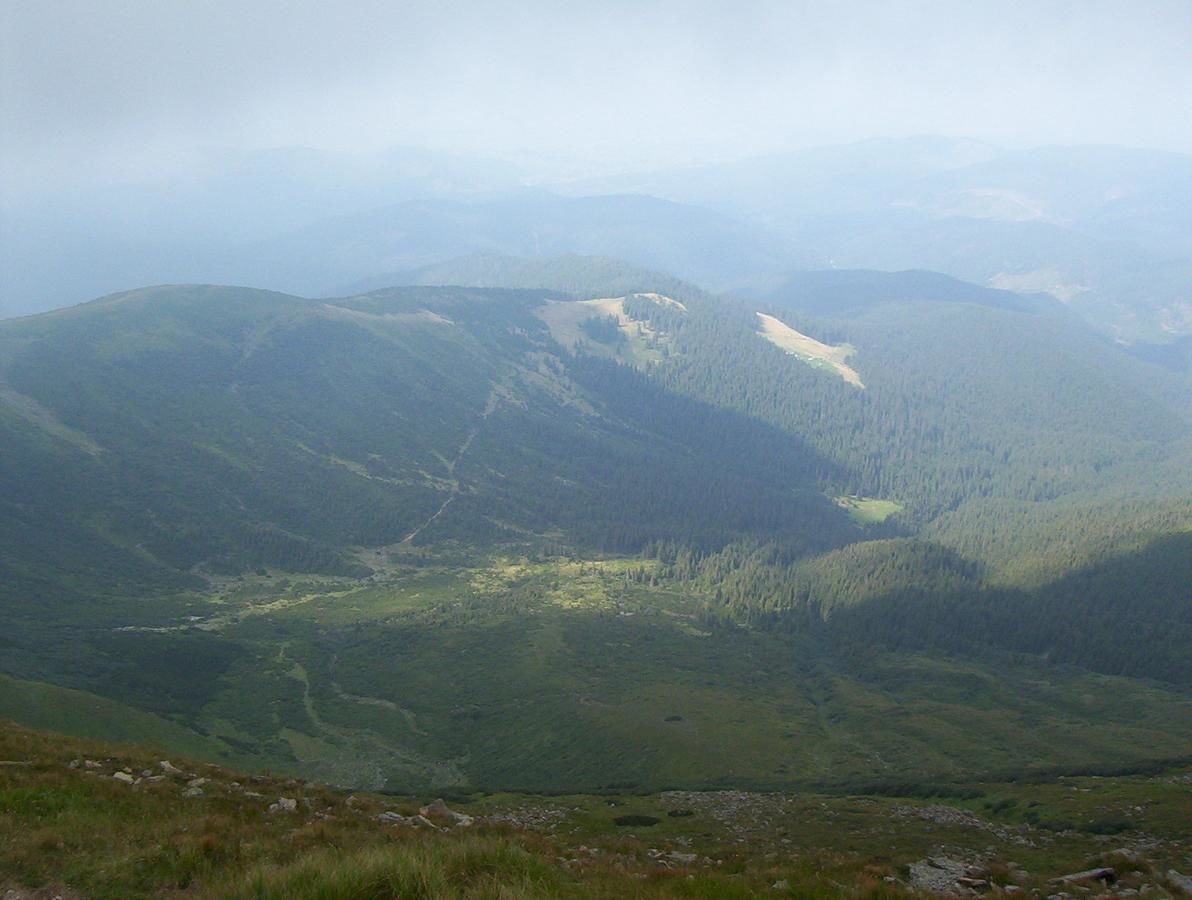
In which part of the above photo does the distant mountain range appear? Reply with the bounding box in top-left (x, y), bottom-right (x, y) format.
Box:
top-left (6, 137), bottom-right (1191, 344)
top-left (564, 137), bottom-right (1192, 341)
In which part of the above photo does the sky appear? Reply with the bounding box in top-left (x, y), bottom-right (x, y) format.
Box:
top-left (4, 0), bottom-right (1192, 190)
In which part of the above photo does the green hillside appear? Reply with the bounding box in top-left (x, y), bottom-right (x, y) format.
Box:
top-left (6, 716), bottom-right (1192, 899)
top-left (1, 272), bottom-right (1190, 795)
top-left (0, 284), bottom-right (850, 586)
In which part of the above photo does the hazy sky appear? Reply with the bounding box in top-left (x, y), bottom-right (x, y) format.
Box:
top-left (4, 0), bottom-right (1192, 188)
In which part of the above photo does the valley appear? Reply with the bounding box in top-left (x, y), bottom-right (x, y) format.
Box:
top-left (1, 272), bottom-right (1189, 804)
top-left (7, 4), bottom-right (1192, 894)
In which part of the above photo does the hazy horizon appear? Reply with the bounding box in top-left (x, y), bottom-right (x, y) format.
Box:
top-left (5, 0), bottom-right (1192, 196)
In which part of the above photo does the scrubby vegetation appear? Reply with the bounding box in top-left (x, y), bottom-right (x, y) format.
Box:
top-left (3, 719), bottom-right (1192, 899)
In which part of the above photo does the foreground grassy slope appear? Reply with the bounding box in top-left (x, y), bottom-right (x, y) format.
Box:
top-left (0, 674), bottom-right (244, 764)
top-left (3, 718), bottom-right (1192, 899)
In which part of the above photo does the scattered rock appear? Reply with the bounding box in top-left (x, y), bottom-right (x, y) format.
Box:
top-left (1168, 870), bottom-right (1192, 894)
top-left (909, 857), bottom-right (969, 893)
top-left (111, 771), bottom-right (135, 785)
top-left (183, 787), bottom-right (204, 798)
top-left (772, 879), bottom-right (790, 891)
top-left (893, 803), bottom-right (1030, 843)
top-left (1051, 867), bottom-right (1116, 886)
top-left (418, 798), bottom-right (474, 827)
top-left (658, 790), bottom-right (798, 842)
top-left (187, 777), bottom-right (208, 789)
top-left (411, 814), bottom-right (442, 830)
top-left (268, 797), bottom-right (297, 814)
top-left (159, 761), bottom-right (182, 776)
top-left (377, 811), bottom-right (409, 825)
top-left (485, 803), bottom-right (570, 830)
top-left (666, 851), bottom-right (698, 865)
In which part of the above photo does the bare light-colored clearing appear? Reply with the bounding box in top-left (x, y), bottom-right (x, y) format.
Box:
top-left (990, 270), bottom-right (1088, 303)
top-left (1160, 301), bottom-right (1192, 334)
top-left (537, 293), bottom-right (683, 355)
top-left (943, 188), bottom-right (1048, 222)
top-left (756, 313), bottom-right (864, 388)
top-left (320, 304), bottom-right (454, 326)
top-left (636, 292), bottom-right (688, 311)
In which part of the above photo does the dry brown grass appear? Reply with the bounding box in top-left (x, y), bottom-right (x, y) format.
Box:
top-left (756, 312), bottom-right (864, 387)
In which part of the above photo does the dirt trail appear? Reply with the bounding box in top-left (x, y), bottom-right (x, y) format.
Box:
top-left (277, 645), bottom-right (460, 788)
top-left (399, 383), bottom-right (503, 544)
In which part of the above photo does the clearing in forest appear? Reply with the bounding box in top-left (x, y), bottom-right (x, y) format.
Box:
top-left (835, 495), bottom-right (903, 524)
top-left (756, 312), bottom-right (864, 388)
top-left (538, 294), bottom-right (683, 363)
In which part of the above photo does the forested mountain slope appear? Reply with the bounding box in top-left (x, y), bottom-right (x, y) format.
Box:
top-left (609, 269), bottom-right (1189, 528)
top-left (1, 269), bottom-right (1189, 791)
top-left (0, 284), bottom-right (852, 591)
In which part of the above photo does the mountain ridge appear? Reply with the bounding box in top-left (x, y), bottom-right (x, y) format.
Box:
top-left (0, 269), bottom-right (1189, 791)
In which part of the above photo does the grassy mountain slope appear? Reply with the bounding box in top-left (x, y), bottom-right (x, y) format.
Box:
top-left (0, 283), bottom-right (849, 588)
top-left (6, 716), bottom-right (1192, 899)
top-left (1, 272), bottom-right (1190, 793)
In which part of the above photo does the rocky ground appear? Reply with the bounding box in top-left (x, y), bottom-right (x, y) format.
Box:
top-left (3, 721), bottom-right (1192, 897)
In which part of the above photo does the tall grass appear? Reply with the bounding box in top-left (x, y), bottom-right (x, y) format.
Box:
top-left (225, 836), bottom-right (564, 899)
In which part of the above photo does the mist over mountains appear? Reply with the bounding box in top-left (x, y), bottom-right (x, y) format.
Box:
top-left (5, 137), bottom-right (1191, 347)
